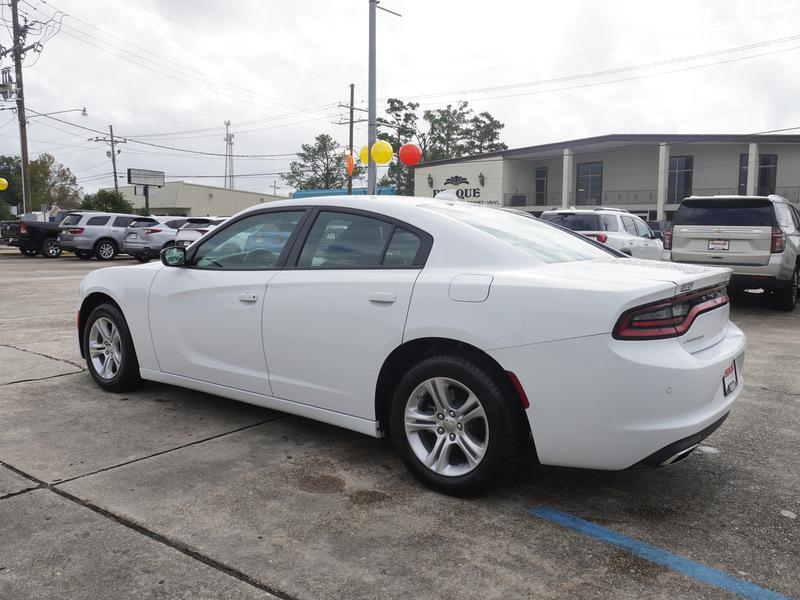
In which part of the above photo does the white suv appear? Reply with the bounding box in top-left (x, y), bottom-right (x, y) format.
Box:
top-left (540, 208), bottom-right (663, 260)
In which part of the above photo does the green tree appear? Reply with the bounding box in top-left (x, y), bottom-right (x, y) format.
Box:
top-left (423, 101), bottom-right (473, 162)
top-left (0, 153), bottom-right (82, 215)
top-left (282, 133), bottom-right (363, 191)
top-left (80, 189), bottom-right (133, 213)
top-left (377, 99), bottom-right (420, 195)
top-left (464, 112), bottom-right (507, 155)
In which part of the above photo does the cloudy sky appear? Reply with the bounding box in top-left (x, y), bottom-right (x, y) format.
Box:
top-left (1, 0), bottom-right (799, 195)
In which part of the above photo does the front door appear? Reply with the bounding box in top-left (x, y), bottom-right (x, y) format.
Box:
top-left (263, 210), bottom-right (429, 418)
top-left (149, 209), bottom-right (307, 395)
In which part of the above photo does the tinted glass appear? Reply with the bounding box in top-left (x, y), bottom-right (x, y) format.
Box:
top-left (130, 218), bottom-right (158, 228)
top-left (621, 216), bottom-right (637, 234)
top-left (774, 203), bottom-right (793, 228)
top-left (298, 212), bottom-right (392, 268)
top-left (183, 221), bottom-right (212, 229)
top-left (194, 211), bottom-right (304, 269)
top-left (540, 213), bottom-right (600, 231)
top-left (673, 199), bottom-right (776, 226)
top-left (61, 214), bottom-right (81, 226)
top-left (165, 219), bottom-right (188, 229)
top-left (576, 162), bottom-right (602, 205)
top-left (600, 215), bottom-right (619, 231)
top-left (113, 216), bottom-right (136, 227)
top-left (86, 216), bottom-right (110, 226)
top-left (758, 154), bottom-right (777, 196)
top-left (383, 228), bottom-right (421, 266)
top-left (633, 218), bottom-right (651, 238)
top-left (427, 204), bottom-right (608, 264)
top-left (668, 156), bottom-right (693, 203)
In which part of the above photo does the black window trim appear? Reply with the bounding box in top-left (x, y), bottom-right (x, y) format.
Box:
top-left (284, 206), bottom-right (433, 270)
top-left (185, 207), bottom-right (314, 271)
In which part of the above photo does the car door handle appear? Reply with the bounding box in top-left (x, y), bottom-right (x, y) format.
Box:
top-left (238, 293), bottom-right (258, 303)
top-left (368, 292), bottom-right (396, 304)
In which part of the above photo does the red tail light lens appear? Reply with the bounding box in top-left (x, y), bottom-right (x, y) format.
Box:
top-left (664, 225), bottom-right (673, 250)
top-left (595, 233), bottom-right (608, 244)
top-left (68, 228), bottom-right (84, 234)
top-left (143, 228), bottom-right (162, 235)
top-left (19, 224), bottom-right (27, 234)
top-left (771, 226), bottom-right (785, 253)
top-left (613, 285), bottom-right (728, 340)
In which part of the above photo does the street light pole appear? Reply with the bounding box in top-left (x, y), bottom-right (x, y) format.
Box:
top-left (367, 0), bottom-right (377, 195)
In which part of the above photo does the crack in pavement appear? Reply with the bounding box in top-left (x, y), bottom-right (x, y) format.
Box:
top-left (0, 416), bottom-right (296, 600)
top-left (1, 370), bottom-right (84, 386)
top-left (0, 342), bottom-right (86, 370)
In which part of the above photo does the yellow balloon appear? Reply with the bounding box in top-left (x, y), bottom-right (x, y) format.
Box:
top-left (371, 140), bottom-right (393, 165)
top-left (358, 145), bottom-right (370, 164)
top-left (0, 178), bottom-right (7, 191)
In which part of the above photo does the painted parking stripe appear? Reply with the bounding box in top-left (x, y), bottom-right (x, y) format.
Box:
top-left (530, 505), bottom-right (792, 600)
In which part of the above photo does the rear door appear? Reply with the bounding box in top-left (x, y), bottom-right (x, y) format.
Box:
top-left (671, 198), bottom-right (775, 266)
top-left (632, 217), bottom-right (663, 260)
top-left (262, 209), bottom-right (430, 418)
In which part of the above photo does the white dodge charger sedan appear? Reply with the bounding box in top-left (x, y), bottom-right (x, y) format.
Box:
top-left (76, 196), bottom-right (746, 495)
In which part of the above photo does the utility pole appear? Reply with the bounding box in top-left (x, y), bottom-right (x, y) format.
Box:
top-left (10, 0), bottom-right (31, 214)
top-left (224, 120), bottom-right (234, 189)
top-left (90, 126), bottom-right (125, 191)
top-left (348, 83), bottom-right (355, 194)
top-left (272, 181), bottom-right (277, 196)
top-left (367, 0), bottom-right (377, 195)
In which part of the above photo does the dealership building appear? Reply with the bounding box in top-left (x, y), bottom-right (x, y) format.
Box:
top-left (413, 134), bottom-right (800, 219)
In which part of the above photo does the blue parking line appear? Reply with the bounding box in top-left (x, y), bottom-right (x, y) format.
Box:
top-left (530, 505), bottom-right (793, 600)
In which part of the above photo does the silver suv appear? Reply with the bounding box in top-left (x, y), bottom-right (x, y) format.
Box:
top-left (540, 207), bottom-right (663, 260)
top-left (58, 211), bottom-right (139, 260)
top-left (665, 195), bottom-right (800, 310)
top-left (122, 216), bottom-right (188, 263)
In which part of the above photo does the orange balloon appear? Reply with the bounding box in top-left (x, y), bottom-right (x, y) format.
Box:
top-left (344, 154), bottom-right (355, 177)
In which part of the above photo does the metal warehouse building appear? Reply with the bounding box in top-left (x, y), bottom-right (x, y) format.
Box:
top-left (413, 134), bottom-right (800, 220)
top-left (116, 181), bottom-right (286, 217)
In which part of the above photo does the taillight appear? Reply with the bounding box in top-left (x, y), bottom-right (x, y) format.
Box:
top-left (143, 228), bottom-right (162, 235)
top-left (595, 233), bottom-right (608, 244)
top-left (771, 227), bottom-right (785, 253)
top-left (68, 228), bottom-right (84, 234)
top-left (19, 224), bottom-right (27, 234)
top-left (613, 285), bottom-right (728, 340)
top-left (664, 225), bottom-right (673, 250)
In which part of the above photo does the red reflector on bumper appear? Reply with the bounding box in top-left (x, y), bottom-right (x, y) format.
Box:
top-left (506, 371), bottom-right (530, 409)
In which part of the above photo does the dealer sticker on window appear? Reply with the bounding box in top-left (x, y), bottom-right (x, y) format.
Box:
top-left (723, 361), bottom-right (738, 396)
top-left (708, 239), bottom-right (730, 251)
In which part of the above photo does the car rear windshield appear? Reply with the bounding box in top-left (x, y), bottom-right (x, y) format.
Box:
top-left (540, 213), bottom-right (619, 232)
top-left (130, 218), bottom-right (158, 228)
top-left (673, 199), bottom-right (776, 226)
top-left (61, 214), bottom-right (82, 226)
top-left (183, 221), bottom-right (211, 229)
top-left (426, 204), bottom-right (609, 264)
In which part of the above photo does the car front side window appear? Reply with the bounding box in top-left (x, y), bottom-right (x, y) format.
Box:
top-left (633, 218), bottom-right (652, 238)
top-left (192, 211), bottom-right (305, 270)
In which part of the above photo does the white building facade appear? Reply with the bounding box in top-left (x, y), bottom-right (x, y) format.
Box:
top-left (115, 181), bottom-right (285, 217)
top-left (413, 134), bottom-right (800, 219)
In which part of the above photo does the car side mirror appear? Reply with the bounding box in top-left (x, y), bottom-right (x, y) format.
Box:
top-left (652, 231), bottom-right (664, 241)
top-left (161, 246), bottom-right (187, 267)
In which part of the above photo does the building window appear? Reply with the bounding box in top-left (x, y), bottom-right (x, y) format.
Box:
top-left (739, 153), bottom-right (778, 195)
top-left (576, 162), bottom-right (602, 205)
top-left (534, 167), bottom-right (547, 205)
top-left (667, 156), bottom-right (693, 203)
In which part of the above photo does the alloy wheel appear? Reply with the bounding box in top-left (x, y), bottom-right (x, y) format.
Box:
top-left (88, 317), bottom-right (122, 380)
top-left (404, 377), bottom-right (489, 477)
top-left (98, 242), bottom-right (115, 260)
top-left (43, 239), bottom-right (60, 257)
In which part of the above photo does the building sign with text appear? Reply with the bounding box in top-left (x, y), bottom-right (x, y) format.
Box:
top-left (432, 175), bottom-right (499, 205)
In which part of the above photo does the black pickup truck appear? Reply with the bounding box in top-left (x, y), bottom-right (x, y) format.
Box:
top-left (1, 220), bottom-right (62, 257)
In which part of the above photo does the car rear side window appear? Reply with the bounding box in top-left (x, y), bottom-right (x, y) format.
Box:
top-left (383, 228), bottom-right (422, 266)
top-left (600, 215), bottom-right (619, 231)
top-left (61, 214), bottom-right (81, 226)
top-left (297, 212), bottom-right (393, 268)
top-left (113, 216), bottom-right (136, 227)
top-left (673, 199), bottom-right (776, 226)
top-left (621, 216), bottom-right (637, 234)
top-left (86, 216), bottom-right (110, 226)
top-left (774, 203), bottom-right (794, 228)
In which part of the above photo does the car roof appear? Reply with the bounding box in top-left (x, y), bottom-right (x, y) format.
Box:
top-left (541, 207), bottom-right (631, 215)
top-left (683, 194), bottom-right (787, 204)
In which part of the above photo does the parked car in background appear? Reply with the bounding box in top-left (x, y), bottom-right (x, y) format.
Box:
top-left (76, 196), bottom-right (744, 496)
top-left (174, 217), bottom-right (227, 248)
top-left (540, 207), bottom-right (663, 260)
top-left (123, 216), bottom-right (188, 263)
top-left (3, 220), bottom-right (62, 257)
top-left (646, 220), bottom-right (671, 234)
top-left (58, 212), bottom-right (139, 260)
top-left (664, 195), bottom-right (800, 310)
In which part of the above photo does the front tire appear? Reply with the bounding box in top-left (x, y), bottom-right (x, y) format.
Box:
top-left (773, 267), bottom-right (798, 311)
top-left (134, 252), bottom-right (151, 263)
top-left (389, 354), bottom-right (527, 497)
top-left (94, 240), bottom-right (118, 261)
top-left (83, 303), bottom-right (141, 392)
top-left (19, 247), bottom-right (37, 257)
top-left (41, 238), bottom-right (61, 258)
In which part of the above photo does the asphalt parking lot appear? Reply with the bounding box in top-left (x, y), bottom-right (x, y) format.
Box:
top-left (0, 252), bottom-right (797, 600)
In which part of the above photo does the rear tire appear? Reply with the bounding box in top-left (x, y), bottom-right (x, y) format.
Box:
top-left (40, 238), bottom-right (61, 258)
top-left (389, 353), bottom-right (528, 497)
top-left (134, 253), bottom-right (151, 263)
top-left (773, 267), bottom-right (798, 311)
top-left (94, 239), bottom-right (118, 261)
top-left (19, 247), bottom-right (37, 257)
top-left (83, 303), bottom-right (141, 392)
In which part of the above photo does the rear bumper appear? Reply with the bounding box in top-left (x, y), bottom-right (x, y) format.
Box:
top-left (122, 241), bottom-right (154, 255)
top-left (489, 320), bottom-right (746, 470)
top-left (665, 251), bottom-right (793, 285)
top-left (58, 238), bottom-right (92, 252)
top-left (635, 412), bottom-right (728, 466)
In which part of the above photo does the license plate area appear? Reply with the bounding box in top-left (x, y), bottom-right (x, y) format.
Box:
top-left (723, 360), bottom-right (738, 396)
top-left (708, 239), bottom-right (730, 251)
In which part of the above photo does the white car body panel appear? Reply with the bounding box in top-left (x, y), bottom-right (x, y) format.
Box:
top-left (76, 196), bottom-right (746, 471)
